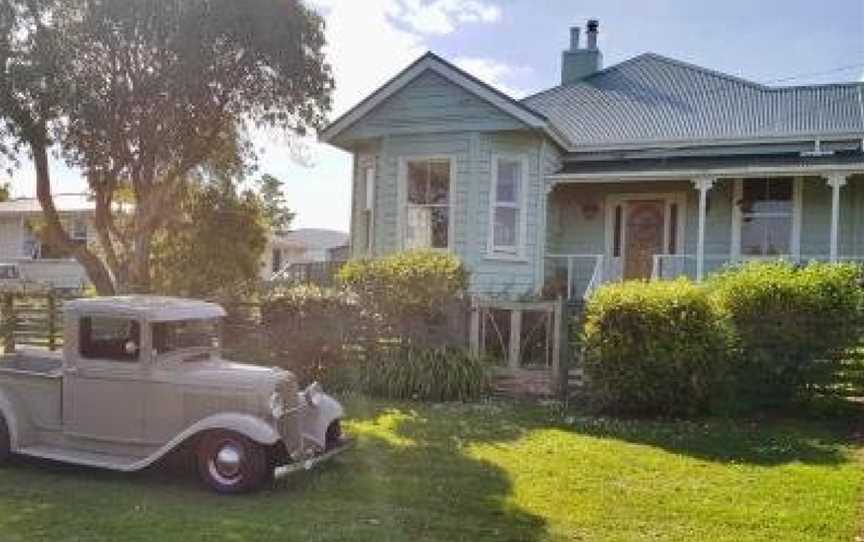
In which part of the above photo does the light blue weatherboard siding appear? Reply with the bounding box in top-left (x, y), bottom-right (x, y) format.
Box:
top-left (356, 130), bottom-right (549, 298)
top-left (338, 71), bottom-right (529, 142)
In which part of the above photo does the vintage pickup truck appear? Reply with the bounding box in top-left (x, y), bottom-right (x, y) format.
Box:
top-left (0, 296), bottom-right (349, 493)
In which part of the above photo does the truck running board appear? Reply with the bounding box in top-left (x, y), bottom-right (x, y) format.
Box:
top-left (17, 445), bottom-right (145, 471)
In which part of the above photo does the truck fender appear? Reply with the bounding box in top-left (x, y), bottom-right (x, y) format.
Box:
top-left (300, 392), bottom-right (345, 450)
top-left (179, 413), bottom-right (281, 446)
top-left (0, 390), bottom-right (19, 450)
top-left (134, 413), bottom-right (281, 471)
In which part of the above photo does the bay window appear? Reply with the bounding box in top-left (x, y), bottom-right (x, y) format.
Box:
top-left (403, 158), bottom-right (451, 250)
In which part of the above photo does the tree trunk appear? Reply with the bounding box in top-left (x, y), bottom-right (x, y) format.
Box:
top-left (32, 139), bottom-right (116, 295)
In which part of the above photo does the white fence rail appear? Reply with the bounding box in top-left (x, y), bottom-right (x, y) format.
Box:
top-left (545, 254), bottom-right (613, 301)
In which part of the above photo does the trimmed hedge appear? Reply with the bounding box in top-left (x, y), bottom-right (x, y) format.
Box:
top-left (261, 285), bottom-right (361, 388)
top-left (708, 261), bottom-right (864, 408)
top-left (338, 250), bottom-right (470, 347)
top-left (582, 279), bottom-right (730, 415)
top-left (580, 262), bottom-right (864, 415)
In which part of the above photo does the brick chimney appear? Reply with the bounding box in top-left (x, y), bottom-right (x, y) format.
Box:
top-left (561, 19), bottom-right (603, 85)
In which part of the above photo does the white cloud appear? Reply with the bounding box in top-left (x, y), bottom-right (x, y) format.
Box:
top-left (389, 0), bottom-right (501, 35)
top-left (453, 56), bottom-right (529, 98)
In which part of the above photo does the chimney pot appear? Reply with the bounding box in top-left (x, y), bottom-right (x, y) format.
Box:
top-left (569, 27), bottom-right (581, 50)
top-left (586, 19), bottom-right (599, 50)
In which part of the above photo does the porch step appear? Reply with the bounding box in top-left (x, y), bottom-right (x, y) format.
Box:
top-left (18, 445), bottom-right (146, 471)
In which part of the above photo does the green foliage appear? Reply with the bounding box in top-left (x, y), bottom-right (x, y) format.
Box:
top-left (151, 181), bottom-right (268, 299)
top-left (580, 262), bottom-right (864, 415)
top-left (0, 0), bottom-right (332, 294)
top-left (582, 279), bottom-right (730, 415)
top-left (338, 250), bottom-right (469, 346)
top-left (256, 174), bottom-right (294, 231)
top-left (261, 285), bottom-right (361, 388)
top-left (708, 261), bottom-right (864, 408)
top-left (362, 346), bottom-right (491, 402)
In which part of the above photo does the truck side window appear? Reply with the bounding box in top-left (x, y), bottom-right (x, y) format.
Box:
top-left (79, 317), bottom-right (140, 362)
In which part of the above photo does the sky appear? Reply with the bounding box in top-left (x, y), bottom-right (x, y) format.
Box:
top-left (7, 0), bottom-right (864, 232)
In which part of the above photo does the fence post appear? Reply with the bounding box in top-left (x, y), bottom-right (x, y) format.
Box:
top-left (47, 290), bottom-right (57, 352)
top-left (2, 293), bottom-right (14, 354)
top-left (552, 297), bottom-right (563, 395)
top-left (508, 308), bottom-right (522, 369)
top-left (469, 297), bottom-right (480, 357)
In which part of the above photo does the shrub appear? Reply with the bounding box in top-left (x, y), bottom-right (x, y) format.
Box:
top-left (708, 261), bottom-right (864, 408)
top-left (362, 345), bottom-right (491, 402)
top-left (338, 250), bottom-right (470, 346)
top-left (261, 285), bottom-right (361, 388)
top-left (581, 279), bottom-right (731, 415)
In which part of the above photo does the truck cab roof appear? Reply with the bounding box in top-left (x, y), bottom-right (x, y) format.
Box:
top-left (64, 296), bottom-right (227, 322)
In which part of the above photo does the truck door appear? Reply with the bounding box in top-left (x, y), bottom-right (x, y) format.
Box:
top-left (63, 315), bottom-right (147, 443)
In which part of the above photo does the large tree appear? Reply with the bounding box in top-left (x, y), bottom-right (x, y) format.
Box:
top-left (0, 0), bottom-right (332, 294)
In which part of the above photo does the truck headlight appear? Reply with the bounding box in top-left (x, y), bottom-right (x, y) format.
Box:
top-left (269, 392), bottom-right (285, 418)
top-left (304, 382), bottom-right (323, 407)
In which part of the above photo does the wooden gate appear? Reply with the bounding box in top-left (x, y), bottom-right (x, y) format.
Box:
top-left (469, 298), bottom-right (566, 397)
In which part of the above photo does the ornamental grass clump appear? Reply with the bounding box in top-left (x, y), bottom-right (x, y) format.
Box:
top-left (362, 345), bottom-right (491, 402)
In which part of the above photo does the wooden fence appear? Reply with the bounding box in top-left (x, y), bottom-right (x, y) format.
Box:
top-left (0, 290), bottom-right (72, 352)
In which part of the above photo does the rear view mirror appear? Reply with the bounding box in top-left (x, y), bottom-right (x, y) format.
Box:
top-left (124, 341), bottom-right (139, 356)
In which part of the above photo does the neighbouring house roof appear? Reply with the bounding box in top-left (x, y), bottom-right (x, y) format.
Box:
top-left (0, 193), bottom-right (95, 215)
top-left (273, 228), bottom-right (349, 251)
top-left (523, 53), bottom-right (864, 150)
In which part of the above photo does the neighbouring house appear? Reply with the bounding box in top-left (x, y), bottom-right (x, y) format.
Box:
top-left (0, 194), bottom-right (94, 289)
top-left (262, 228), bottom-right (349, 281)
top-left (321, 19), bottom-right (864, 302)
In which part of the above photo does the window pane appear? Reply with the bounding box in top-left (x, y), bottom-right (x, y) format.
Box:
top-left (429, 161), bottom-right (450, 204)
top-left (741, 216), bottom-right (792, 256)
top-left (494, 207), bottom-right (518, 248)
top-left (743, 178), bottom-right (792, 214)
top-left (405, 206), bottom-right (432, 249)
top-left (407, 161), bottom-right (428, 204)
top-left (80, 317), bottom-right (140, 362)
top-left (431, 207), bottom-right (449, 248)
top-left (496, 160), bottom-right (521, 204)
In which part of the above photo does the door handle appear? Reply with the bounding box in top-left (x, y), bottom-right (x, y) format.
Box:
top-left (65, 367), bottom-right (78, 376)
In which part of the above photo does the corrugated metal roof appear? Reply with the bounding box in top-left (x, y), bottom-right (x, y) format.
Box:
top-left (0, 193), bottom-right (95, 215)
top-left (522, 53), bottom-right (864, 148)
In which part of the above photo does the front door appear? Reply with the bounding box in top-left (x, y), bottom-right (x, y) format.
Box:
top-left (623, 200), bottom-right (666, 280)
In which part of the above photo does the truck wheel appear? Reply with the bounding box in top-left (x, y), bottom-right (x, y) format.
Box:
top-left (0, 416), bottom-right (10, 465)
top-left (325, 420), bottom-right (343, 451)
top-left (196, 431), bottom-right (270, 494)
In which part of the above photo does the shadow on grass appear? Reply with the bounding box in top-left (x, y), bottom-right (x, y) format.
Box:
top-left (0, 399), bottom-right (549, 542)
top-left (348, 395), bottom-right (860, 468)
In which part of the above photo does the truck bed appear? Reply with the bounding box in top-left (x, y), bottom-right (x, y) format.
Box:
top-left (0, 349), bottom-right (63, 377)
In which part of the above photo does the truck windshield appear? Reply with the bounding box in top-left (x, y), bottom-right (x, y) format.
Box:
top-left (152, 319), bottom-right (220, 359)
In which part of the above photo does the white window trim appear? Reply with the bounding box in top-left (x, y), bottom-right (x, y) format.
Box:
top-left (364, 166), bottom-right (376, 255)
top-left (731, 177), bottom-right (802, 260)
top-left (396, 154), bottom-right (456, 251)
top-left (487, 154), bottom-right (530, 261)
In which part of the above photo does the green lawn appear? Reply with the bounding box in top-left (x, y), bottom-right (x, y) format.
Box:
top-left (0, 398), bottom-right (862, 542)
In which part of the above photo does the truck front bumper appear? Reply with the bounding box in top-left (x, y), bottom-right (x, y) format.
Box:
top-left (274, 437), bottom-right (353, 478)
